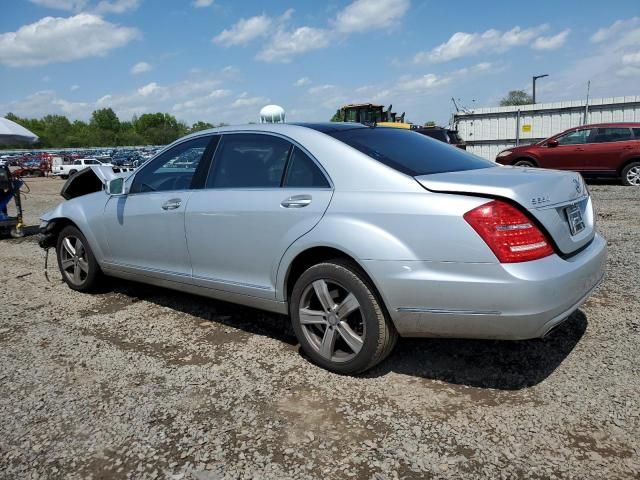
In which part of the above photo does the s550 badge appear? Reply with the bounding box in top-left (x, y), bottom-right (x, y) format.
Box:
top-left (531, 196), bottom-right (551, 206)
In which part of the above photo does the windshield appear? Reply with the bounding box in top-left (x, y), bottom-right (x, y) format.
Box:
top-left (328, 127), bottom-right (494, 176)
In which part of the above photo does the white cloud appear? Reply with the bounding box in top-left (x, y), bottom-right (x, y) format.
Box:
top-left (70, 84), bottom-right (80, 91)
top-left (0, 14), bottom-right (139, 67)
top-left (30, 0), bottom-right (139, 14)
top-left (0, 90), bottom-right (93, 119)
top-left (193, 0), bottom-right (214, 7)
top-left (131, 61), bottom-right (152, 75)
top-left (93, 0), bottom-right (140, 14)
top-left (172, 89), bottom-right (231, 113)
top-left (294, 77), bottom-right (311, 87)
top-left (213, 14), bottom-right (272, 46)
top-left (539, 18), bottom-right (640, 100)
top-left (137, 82), bottom-right (165, 97)
top-left (231, 95), bottom-right (269, 108)
top-left (257, 26), bottom-right (330, 63)
top-left (591, 17), bottom-right (639, 43)
top-left (414, 25), bottom-right (548, 63)
top-left (333, 0), bottom-right (410, 33)
top-left (29, 0), bottom-right (88, 11)
top-left (532, 29), bottom-right (570, 50)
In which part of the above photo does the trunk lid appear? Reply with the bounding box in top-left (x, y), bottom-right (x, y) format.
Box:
top-left (415, 166), bottom-right (594, 255)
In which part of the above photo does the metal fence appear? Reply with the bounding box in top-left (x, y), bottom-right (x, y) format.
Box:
top-left (453, 96), bottom-right (640, 160)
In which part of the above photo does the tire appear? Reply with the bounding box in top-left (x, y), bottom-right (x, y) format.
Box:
top-left (68, 170), bottom-right (78, 177)
top-left (290, 259), bottom-right (397, 375)
top-left (621, 162), bottom-right (640, 186)
top-left (514, 159), bottom-right (535, 167)
top-left (56, 225), bottom-right (102, 292)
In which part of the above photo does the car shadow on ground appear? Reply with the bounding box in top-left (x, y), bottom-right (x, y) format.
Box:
top-left (106, 279), bottom-right (297, 347)
top-left (103, 278), bottom-right (586, 390)
top-left (368, 310), bottom-right (588, 390)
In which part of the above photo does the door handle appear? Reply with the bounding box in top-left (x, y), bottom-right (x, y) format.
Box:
top-left (574, 147), bottom-right (584, 152)
top-left (281, 194), bottom-right (312, 208)
top-left (161, 198), bottom-right (182, 210)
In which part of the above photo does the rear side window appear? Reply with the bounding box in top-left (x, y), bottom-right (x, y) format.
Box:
top-left (284, 147), bottom-right (330, 188)
top-left (328, 127), bottom-right (493, 176)
top-left (589, 127), bottom-right (633, 143)
top-left (634, 128), bottom-right (640, 138)
top-left (207, 134), bottom-right (292, 188)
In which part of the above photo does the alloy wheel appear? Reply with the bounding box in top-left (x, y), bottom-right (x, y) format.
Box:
top-left (626, 166), bottom-right (640, 186)
top-left (298, 279), bottom-right (365, 363)
top-left (59, 235), bottom-right (89, 286)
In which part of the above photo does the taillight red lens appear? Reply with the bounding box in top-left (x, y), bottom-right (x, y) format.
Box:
top-left (464, 200), bottom-right (554, 263)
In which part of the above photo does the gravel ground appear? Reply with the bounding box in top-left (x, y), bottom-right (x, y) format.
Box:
top-left (1, 177), bottom-right (638, 479)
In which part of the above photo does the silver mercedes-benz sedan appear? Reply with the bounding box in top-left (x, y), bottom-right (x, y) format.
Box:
top-left (39, 123), bottom-right (606, 374)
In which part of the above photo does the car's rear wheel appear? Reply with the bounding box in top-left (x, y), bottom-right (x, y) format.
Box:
top-left (290, 260), bottom-right (397, 375)
top-left (514, 159), bottom-right (535, 167)
top-left (621, 162), bottom-right (640, 186)
top-left (56, 225), bottom-right (102, 292)
top-left (69, 169), bottom-right (78, 177)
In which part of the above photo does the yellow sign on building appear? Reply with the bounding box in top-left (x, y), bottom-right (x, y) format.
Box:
top-left (522, 124), bottom-right (532, 132)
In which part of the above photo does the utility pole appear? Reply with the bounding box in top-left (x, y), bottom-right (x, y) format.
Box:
top-left (584, 80), bottom-right (591, 125)
top-left (532, 74), bottom-right (549, 104)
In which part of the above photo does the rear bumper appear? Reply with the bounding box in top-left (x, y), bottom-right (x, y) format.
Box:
top-left (364, 233), bottom-right (607, 339)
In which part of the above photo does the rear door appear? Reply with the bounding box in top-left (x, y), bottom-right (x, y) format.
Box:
top-left (540, 128), bottom-right (592, 171)
top-left (185, 133), bottom-right (333, 299)
top-left (585, 127), bottom-right (634, 172)
top-left (102, 135), bottom-right (215, 278)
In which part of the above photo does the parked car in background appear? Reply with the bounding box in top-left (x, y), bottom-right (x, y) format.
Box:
top-left (53, 157), bottom-right (113, 179)
top-left (416, 126), bottom-right (466, 149)
top-left (495, 123), bottom-right (640, 186)
top-left (40, 124), bottom-right (606, 374)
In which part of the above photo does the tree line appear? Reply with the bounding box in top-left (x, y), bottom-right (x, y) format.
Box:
top-left (2, 108), bottom-right (227, 149)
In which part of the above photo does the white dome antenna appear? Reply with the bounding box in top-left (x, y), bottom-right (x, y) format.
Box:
top-left (260, 104), bottom-right (286, 123)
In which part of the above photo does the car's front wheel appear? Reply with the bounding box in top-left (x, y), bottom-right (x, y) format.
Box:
top-left (290, 260), bottom-right (397, 375)
top-left (514, 159), bottom-right (536, 167)
top-left (56, 225), bottom-right (102, 291)
top-left (621, 162), bottom-right (640, 186)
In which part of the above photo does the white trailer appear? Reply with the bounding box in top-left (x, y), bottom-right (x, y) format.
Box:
top-left (453, 96), bottom-right (640, 160)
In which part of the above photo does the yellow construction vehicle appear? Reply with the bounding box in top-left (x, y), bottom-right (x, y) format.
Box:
top-left (335, 103), bottom-right (414, 129)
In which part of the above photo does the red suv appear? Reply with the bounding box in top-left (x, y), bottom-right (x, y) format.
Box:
top-left (495, 123), bottom-right (640, 186)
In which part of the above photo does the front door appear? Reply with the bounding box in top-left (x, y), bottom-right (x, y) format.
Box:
top-left (541, 128), bottom-right (592, 171)
top-left (185, 134), bottom-right (333, 299)
top-left (102, 135), bottom-right (214, 278)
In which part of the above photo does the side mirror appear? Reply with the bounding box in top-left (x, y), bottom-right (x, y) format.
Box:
top-left (106, 177), bottom-right (126, 196)
top-left (547, 139), bottom-right (559, 148)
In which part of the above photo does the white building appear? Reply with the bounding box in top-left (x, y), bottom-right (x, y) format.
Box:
top-left (453, 96), bottom-right (640, 160)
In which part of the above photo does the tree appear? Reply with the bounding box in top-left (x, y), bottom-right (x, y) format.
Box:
top-left (190, 121), bottom-right (214, 133)
top-left (134, 112), bottom-right (187, 145)
top-left (330, 109), bottom-right (343, 122)
top-left (499, 90), bottom-right (533, 106)
top-left (424, 121), bottom-right (436, 127)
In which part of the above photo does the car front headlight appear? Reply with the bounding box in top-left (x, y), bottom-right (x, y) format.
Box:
top-left (497, 150), bottom-right (512, 158)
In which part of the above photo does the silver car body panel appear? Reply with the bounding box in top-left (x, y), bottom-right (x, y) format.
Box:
top-left (40, 123), bottom-right (607, 339)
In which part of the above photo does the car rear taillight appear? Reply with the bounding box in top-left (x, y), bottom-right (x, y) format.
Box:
top-left (464, 200), bottom-right (554, 263)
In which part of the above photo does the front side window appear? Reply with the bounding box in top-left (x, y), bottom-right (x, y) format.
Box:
top-left (284, 147), bottom-right (330, 188)
top-left (130, 135), bottom-right (211, 194)
top-left (556, 129), bottom-right (591, 145)
top-left (73, 160), bottom-right (82, 165)
top-left (207, 134), bottom-right (291, 188)
top-left (589, 127), bottom-right (633, 143)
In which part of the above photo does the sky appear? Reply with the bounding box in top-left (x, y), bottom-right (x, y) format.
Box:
top-left (1, 0), bottom-right (639, 127)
